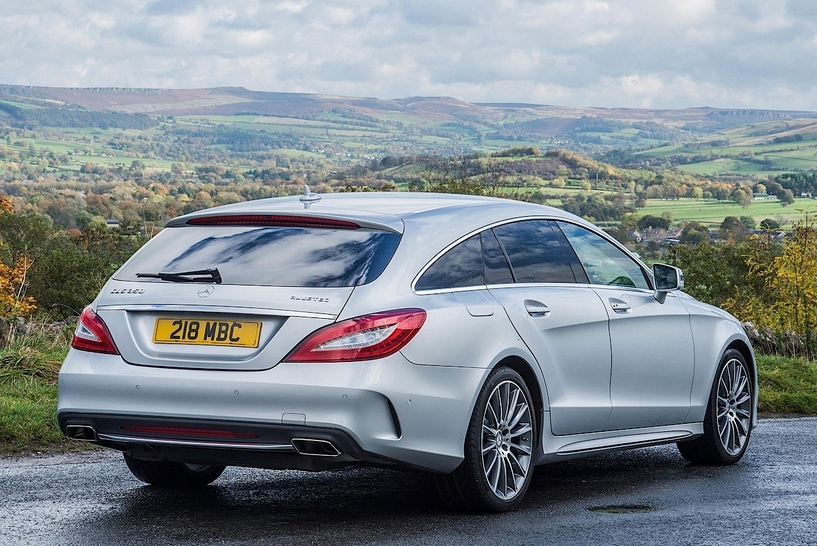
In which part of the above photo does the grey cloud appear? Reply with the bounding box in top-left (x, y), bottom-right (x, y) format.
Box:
top-left (786, 0), bottom-right (817, 19)
top-left (398, 0), bottom-right (489, 27)
top-left (0, 0), bottom-right (816, 109)
top-left (143, 0), bottom-right (203, 17)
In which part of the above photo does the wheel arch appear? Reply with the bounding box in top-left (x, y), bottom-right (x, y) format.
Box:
top-left (725, 339), bottom-right (755, 372)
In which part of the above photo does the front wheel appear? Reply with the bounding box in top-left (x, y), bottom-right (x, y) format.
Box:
top-left (124, 454), bottom-right (226, 486)
top-left (436, 366), bottom-right (535, 512)
top-left (678, 349), bottom-right (753, 465)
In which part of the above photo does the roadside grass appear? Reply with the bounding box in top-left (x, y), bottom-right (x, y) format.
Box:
top-left (0, 327), bottom-right (78, 455)
top-left (756, 355), bottom-right (817, 415)
top-left (0, 334), bottom-right (814, 455)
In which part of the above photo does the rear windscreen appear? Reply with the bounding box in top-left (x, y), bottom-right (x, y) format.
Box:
top-left (115, 226), bottom-right (401, 287)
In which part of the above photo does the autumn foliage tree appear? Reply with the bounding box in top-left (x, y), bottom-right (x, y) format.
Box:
top-left (0, 196), bottom-right (36, 318)
top-left (733, 214), bottom-right (817, 353)
top-left (672, 213), bottom-right (817, 357)
top-left (0, 196), bottom-right (146, 320)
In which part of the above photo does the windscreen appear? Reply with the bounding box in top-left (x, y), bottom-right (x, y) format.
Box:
top-left (115, 225), bottom-right (401, 287)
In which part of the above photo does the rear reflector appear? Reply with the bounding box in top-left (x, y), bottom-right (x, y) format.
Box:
top-left (120, 425), bottom-right (259, 440)
top-left (72, 307), bottom-right (120, 355)
top-left (186, 215), bottom-right (360, 230)
top-left (284, 309), bottom-right (426, 363)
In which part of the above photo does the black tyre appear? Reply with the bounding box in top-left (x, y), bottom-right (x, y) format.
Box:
top-left (436, 366), bottom-right (535, 513)
top-left (678, 348), bottom-right (753, 465)
top-left (124, 454), bottom-right (226, 486)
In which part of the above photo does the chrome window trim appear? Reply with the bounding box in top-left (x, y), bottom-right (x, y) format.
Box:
top-left (412, 215), bottom-right (652, 294)
top-left (414, 285), bottom-right (489, 296)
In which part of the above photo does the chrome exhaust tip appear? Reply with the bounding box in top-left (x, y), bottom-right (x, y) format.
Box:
top-left (66, 425), bottom-right (98, 442)
top-left (291, 438), bottom-right (341, 457)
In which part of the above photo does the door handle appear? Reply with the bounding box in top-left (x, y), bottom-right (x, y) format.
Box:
top-left (609, 298), bottom-right (631, 313)
top-left (524, 300), bottom-right (551, 318)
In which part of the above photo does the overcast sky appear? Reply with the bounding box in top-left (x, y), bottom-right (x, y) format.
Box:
top-left (1, 0), bottom-right (816, 110)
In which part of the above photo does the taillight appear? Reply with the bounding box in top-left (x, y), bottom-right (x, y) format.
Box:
top-left (72, 307), bottom-right (120, 355)
top-left (284, 309), bottom-right (426, 363)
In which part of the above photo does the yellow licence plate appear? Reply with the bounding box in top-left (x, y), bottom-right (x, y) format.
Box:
top-left (153, 318), bottom-right (261, 348)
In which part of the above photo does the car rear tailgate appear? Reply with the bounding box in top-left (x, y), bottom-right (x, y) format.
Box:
top-left (97, 281), bottom-right (353, 371)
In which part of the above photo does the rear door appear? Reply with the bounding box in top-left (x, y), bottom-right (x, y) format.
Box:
top-left (486, 220), bottom-right (613, 436)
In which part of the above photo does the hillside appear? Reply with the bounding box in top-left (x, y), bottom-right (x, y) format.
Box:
top-left (1, 83), bottom-right (816, 236)
top-left (2, 84), bottom-right (817, 158)
top-left (636, 118), bottom-right (817, 175)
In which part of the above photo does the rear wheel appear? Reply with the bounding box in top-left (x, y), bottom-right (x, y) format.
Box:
top-left (124, 454), bottom-right (226, 486)
top-left (436, 366), bottom-right (535, 512)
top-left (678, 349), bottom-right (753, 465)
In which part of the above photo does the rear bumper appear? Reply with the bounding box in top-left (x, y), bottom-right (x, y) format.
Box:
top-left (57, 349), bottom-right (489, 473)
top-left (58, 412), bottom-right (394, 471)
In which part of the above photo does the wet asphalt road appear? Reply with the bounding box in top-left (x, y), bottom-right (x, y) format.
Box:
top-left (1, 417), bottom-right (815, 546)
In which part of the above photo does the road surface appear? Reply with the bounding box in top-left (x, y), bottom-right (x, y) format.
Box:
top-left (1, 417), bottom-right (814, 546)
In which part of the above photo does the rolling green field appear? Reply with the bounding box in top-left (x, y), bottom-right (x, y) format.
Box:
top-left (640, 119), bottom-right (817, 175)
top-left (640, 196), bottom-right (817, 227)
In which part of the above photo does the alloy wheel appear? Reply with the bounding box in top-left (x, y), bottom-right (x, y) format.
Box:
top-left (716, 358), bottom-right (752, 456)
top-left (481, 380), bottom-right (533, 500)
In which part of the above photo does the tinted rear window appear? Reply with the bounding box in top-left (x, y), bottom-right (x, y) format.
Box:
top-left (115, 226), bottom-right (401, 287)
top-left (493, 220), bottom-right (577, 284)
top-left (415, 234), bottom-right (483, 291)
top-left (481, 230), bottom-right (514, 285)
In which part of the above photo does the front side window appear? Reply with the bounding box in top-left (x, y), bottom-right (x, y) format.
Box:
top-left (557, 222), bottom-right (649, 289)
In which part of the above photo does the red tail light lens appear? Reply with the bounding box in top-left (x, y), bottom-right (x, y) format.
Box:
top-left (72, 307), bottom-right (120, 355)
top-left (284, 309), bottom-right (426, 363)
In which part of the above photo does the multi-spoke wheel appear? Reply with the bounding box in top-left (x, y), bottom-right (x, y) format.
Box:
top-left (124, 454), bottom-right (226, 486)
top-left (436, 366), bottom-right (536, 512)
top-left (481, 379), bottom-right (534, 500)
top-left (678, 349), bottom-right (754, 465)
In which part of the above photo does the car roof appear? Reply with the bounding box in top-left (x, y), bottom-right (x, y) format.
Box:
top-left (167, 191), bottom-right (586, 234)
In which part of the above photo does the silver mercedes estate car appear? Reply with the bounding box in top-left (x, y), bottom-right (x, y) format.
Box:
top-left (58, 191), bottom-right (756, 512)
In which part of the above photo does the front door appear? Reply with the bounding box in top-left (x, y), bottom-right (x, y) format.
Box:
top-left (556, 221), bottom-right (695, 431)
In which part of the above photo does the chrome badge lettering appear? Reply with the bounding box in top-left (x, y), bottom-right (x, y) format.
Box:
top-left (110, 288), bottom-right (145, 295)
top-left (290, 295), bottom-right (330, 303)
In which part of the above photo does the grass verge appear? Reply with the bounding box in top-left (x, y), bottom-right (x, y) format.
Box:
top-left (0, 328), bottom-right (79, 455)
top-left (756, 354), bottom-right (817, 414)
top-left (0, 340), bottom-right (815, 455)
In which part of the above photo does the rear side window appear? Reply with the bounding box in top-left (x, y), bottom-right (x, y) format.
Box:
top-left (415, 235), bottom-right (483, 291)
top-left (481, 230), bottom-right (514, 285)
top-left (493, 220), bottom-right (577, 284)
top-left (115, 226), bottom-right (401, 287)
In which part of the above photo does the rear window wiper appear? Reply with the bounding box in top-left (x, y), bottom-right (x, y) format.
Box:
top-left (136, 268), bottom-right (223, 284)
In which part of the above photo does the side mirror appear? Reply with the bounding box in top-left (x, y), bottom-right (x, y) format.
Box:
top-left (653, 264), bottom-right (684, 304)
